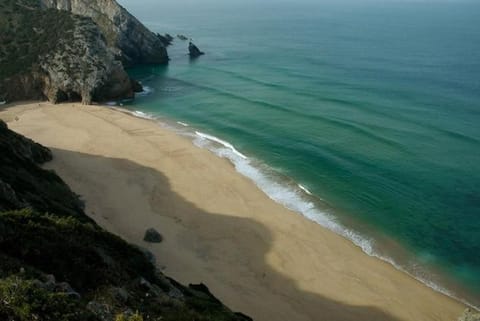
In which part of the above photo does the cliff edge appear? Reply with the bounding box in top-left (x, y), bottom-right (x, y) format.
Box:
top-left (0, 0), bottom-right (167, 104)
top-left (40, 0), bottom-right (168, 66)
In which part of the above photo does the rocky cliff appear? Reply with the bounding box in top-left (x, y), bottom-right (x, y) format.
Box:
top-left (0, 120), bottom-right (252, 320)
top-left (0, 0), bottom-right (167, 104)
top-left (40, 0), bottom-right (168, 66)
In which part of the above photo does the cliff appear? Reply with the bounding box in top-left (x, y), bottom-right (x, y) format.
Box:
top-left (40, 0), bottom-right (168, 66)
top-left (0, 0), bottom-right (167, 104)
top-left (0, 120), bottom-right (252, 320)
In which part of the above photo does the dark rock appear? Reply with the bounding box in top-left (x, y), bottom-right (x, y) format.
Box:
top-left (0, 179), bottom-right (25, 209)
top-left (177, 34), bottom-right (189, 41)
top-left (189, 283), bottom-right (221, 304)
top-left (188, 42), bottom-right (205, 58)
top-left (111, 287), bottom-right (129, 303)
top-left (144, 228), bottom-right (163, 243)
top-left (0, 122), bottom-right (86, 218)
top-left (86, 301), bottom-right (113, 321)
top-left (133, 245), bottom-right (156, 265)
top-left (55, 281), bottom-right (81, 299)
top-left (234, 312), bottom-right (254, 321)
top-left (168, 286), bottom-right (184, 300)
top-left (131, 79), bottom-right (143, 93)
top-left (158, 33), bottom-right (174, 47)
top-left (43, 274), bottom-right (56, 291)
top-left (138, 277), bottom-right (153, 292)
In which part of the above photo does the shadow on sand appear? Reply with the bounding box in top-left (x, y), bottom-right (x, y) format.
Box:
top-left (47, 148), bottom-right (403, 321)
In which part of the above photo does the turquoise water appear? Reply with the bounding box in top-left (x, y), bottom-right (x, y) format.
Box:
top-left (119, 0), bottom-right (480, 306)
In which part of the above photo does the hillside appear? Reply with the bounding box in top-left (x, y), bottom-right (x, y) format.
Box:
top-left (0, 0), bottom-right (168, 104)
top-left (0, 120), bottom-right (252, 321)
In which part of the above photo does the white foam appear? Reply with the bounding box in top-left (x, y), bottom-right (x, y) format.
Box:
top-left (195, 131), bottom-right (248, 159)
top-left (132, 110), bottom-right (155, 120)
top-left (192, 130), bottom-right (376, 255)
top-left (171, 126), bottom-right (479, 309)
top-left (177, 121), bottom-right (189, 127)
top-left (136, 85), bottom-right (154, 97)
top-left (298, 184), bottom-right (313, 195)
top-left (105, 101), bottom-right (117, 106)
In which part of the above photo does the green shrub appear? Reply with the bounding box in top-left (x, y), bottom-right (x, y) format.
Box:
top-left (0, 210), bottom-right (156, 292)
top-left (0, 276), bottom-right (98, 321)
top-left (115, 312), bottom-right (144, 321)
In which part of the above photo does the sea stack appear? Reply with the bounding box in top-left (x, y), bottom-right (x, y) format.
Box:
top-left (189, 42), bottom-right (205, 58)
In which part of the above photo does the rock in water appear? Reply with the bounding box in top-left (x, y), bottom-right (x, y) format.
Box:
top-left (189, 42), bottom-right (205, 58)
top-left (144, 228), bottom-right (163, 243)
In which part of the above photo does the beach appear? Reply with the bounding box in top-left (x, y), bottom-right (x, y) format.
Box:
top-left (0, 102), bottom-right (467, 321)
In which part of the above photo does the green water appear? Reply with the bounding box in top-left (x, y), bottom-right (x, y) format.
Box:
top-left (119, 0), bottom-right (480, 306)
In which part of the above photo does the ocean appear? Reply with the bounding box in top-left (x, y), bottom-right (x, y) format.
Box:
top-left (118, 0), bottom-right (480, 307)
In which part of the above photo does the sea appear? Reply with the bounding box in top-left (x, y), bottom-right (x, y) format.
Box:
top-left (118, 0), bottom-right (480, 307)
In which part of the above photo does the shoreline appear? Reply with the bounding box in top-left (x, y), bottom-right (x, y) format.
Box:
top-left (0, 101), bottom-right (469, 321)
top-left (111, 103), bottom-right (479, 310)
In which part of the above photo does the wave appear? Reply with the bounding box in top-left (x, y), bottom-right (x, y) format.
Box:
top-left (131, 110), bottom-right (156, 120)
top-left (195, 131), bottom-right (248, 159)
top-left (298, 184), bottom-right (313, 196)
top-left (121, 107), bottom-right (478, 309)
top-left (136, 86), bottom-right (154, 97)
top-left (190, 128), bottom-right (480, 309)
top-left (193, 130), bottom-right (377, 255)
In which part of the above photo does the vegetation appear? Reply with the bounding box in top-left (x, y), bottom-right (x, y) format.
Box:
top-left (0, 121), bottom-right (251, 319)
top-left (0, 0), bottom-right (75, 80)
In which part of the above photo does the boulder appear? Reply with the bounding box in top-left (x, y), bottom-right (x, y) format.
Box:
top-left (144, 228), bottom-right (163, 243)
top-left (188, 42), bottom-right (205, 58)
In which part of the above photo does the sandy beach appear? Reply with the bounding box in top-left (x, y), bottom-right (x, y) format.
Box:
top-left (0, 102), bottom-right (467, 321)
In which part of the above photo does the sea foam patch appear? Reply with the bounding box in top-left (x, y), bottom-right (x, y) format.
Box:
top-left (131, 110), bottom-right (156, 120)
top-left (195, 131), bottom-right (248, 159)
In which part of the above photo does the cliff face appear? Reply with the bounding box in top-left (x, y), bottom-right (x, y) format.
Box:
top-left (39, 14), bottom-right (135, 104)
top-left (0, 120), bottom-right (252, 320)
top-left (0, 120), bottom-right (85, 217)
top-left (0, 0), bottom-right (167, 104)
top-left (40, 0), bottom-right (168, 66)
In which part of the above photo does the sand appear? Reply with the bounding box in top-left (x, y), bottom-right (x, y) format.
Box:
top-left (0, 101), bottom-right (467, 321)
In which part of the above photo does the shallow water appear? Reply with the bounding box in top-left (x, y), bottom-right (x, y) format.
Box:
top-left (119, 0), bottom-right (480, 306)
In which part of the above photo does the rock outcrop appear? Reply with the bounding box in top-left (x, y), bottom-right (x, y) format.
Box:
top-left (0, 0), bottom-right (167, 104)
top-left (39, 14), bottom-right (134, 104)
top-left (188, 42), bottom-right (205, 58)
top-left (0, 120), bottom-right (85, 217)
top-left (40, 0), bottom-right (168, 66)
